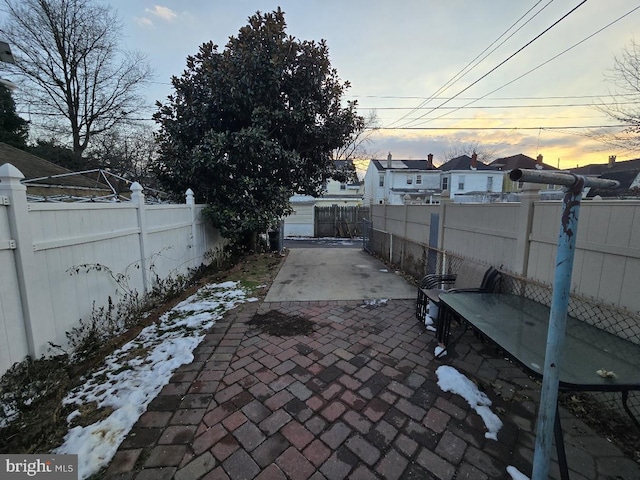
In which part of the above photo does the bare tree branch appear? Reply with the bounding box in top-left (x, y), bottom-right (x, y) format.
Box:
top-left (332, 109), bottom-right (379, 161)
top-left (442, 140), bottom-right (498, 165)
top-left (0, 0), bottom-right (153, 158)
top-left (597, 38), bottom-right (640, 153)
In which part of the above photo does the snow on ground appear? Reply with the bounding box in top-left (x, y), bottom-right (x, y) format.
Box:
top-left (435, 365), bottom-right (503, 440)
top-left (362, 298), bottom-right (389, 308)
top-left (437, 367), bottom-right (530, 478)
top-left (507, 465), bottom-right (531, 480)
top-left (54, 281), bottom-right (257, 480)
top-left (424, 314), bottom-right (436, 332)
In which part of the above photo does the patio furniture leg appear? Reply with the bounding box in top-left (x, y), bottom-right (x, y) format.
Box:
top-left (555, 404), bottom-right (570, 480)
top-left (622, 391), bottom-right (640, 430)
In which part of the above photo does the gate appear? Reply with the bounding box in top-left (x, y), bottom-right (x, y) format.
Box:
top-left (314, 205), bottom-right (369, 238)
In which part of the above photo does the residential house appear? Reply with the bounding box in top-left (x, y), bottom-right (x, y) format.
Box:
top-left (490, 153), bottom-right (561, 195)
top-left (284, 159), bottom-right (364, 237)
top-left (316, 159), bottom-right (364, 207)
top-left (439, 153), bottom-right (503, 202)
top-left (363, 152), bottom-right (440, 205)
top-left (572, 156), bottom-right (640, 198)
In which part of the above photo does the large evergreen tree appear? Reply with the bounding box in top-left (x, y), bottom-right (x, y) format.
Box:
top-left (0, 86), bottom-right (28, 149)
top-left (153, 8), bottom-right (363, 242)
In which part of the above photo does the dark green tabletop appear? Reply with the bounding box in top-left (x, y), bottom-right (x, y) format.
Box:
top-left (439, 292), bottom-right (640, 391)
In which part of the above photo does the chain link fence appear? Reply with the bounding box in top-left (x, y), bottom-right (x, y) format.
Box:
top-left (366, 225), bottom-right (640, 426)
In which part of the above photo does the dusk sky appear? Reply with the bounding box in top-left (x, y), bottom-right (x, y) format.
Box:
top-left (87, 1), bottom-right (640, 167)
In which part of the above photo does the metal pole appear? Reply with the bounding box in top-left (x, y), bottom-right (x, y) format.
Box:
top-left (532, 177), bottom-right (583, 479)
top-left (508, 169), bottom-right (618, 479)
top-left (509, 168), bottom-right (618, 189)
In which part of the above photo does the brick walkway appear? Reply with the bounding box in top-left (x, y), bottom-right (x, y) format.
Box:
top-left (103, 299), bottom-right (640, 480)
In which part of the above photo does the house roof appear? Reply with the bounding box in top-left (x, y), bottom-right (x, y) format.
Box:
top-left (439, 155), bottom-right (498, 171)
top-left (570, 158), bottom-right (640, 176)
top-left (585, 169), bottom-right (640, 198)
top-left (333, 159), bottom-right (352, 169)
top-left (489, 153), bottom-right (558, 171)
top-left (0, 142), bottom-right (104, 190)
top-left (370, 159), bottom-right (437, 171)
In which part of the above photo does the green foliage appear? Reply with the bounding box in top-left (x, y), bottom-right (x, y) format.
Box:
top-left (0, 86), bottom-right (28, 149)
top-left (153, 8), bottom-right (363, 241)
top-left (27, 139), bottom-right (84, 171)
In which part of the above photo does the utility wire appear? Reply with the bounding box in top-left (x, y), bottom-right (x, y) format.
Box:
top-left (375, 124), bottom-right (630, 130)
top-left (361, 101), bottom-right (640, 110)
top-left (397, 0), bottom-right (588, 129)
top-left (388, 0), bottom-right (551, 128)
top-left (407, 4), bottom-right (640, 127)
top-left (348, 93), bottom-right (640, 100)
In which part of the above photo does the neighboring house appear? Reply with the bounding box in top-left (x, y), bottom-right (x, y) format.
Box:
top-left (439, 153), bottom-right (503, 202)
top-left (363, 152), bottom-right (440, 205)
top-left (283, 159), bottom-right (364, 237)
top-left (316, 160), bottom-right (364, 207)
top-left (490, 153), bottom-right (561, 194)
top-left (0, 142), bottom-right (112, 200)
top-left (573, 156), bottom-right (640, 198)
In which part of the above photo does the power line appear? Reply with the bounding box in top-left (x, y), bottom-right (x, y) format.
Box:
top-left (398, 0), bottom-right (589, 129)
top-left (387, 0), bottom-right (552, 127)
top-left (362, 101), bottom-right (640, 110)
top-left (404, 4), bottom-right (640, 128)
top-left (374, 115), bottom-right (610, 121)
top-left (349, 93), bottom-right (640, 101)
top-left (375, 124), bottom-right (631, 131)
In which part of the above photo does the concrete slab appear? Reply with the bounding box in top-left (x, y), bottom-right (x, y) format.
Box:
top-left (264, 248), bottom-right (415, 302)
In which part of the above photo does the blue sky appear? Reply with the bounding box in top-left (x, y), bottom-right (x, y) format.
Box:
top-left (100, 1), bottom-right (640, 167)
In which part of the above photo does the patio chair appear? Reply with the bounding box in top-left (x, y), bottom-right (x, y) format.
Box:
top-left (415, 262), bottom-right (500, 323)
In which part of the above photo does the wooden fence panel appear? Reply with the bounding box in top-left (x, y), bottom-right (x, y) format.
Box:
top-left (314, 206), bottom-right (369, 237)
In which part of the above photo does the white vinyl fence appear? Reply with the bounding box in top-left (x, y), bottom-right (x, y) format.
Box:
top-left (0, 163), bottom-right (227, 376)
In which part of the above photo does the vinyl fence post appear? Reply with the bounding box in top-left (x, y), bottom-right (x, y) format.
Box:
top-left (514, 183), bottom-right (540, 276)
top-left (0, 163), bottom-right (53, 358)
top-left (186, 188), bottom-right (197, 269)
top-left (437, 190), bottom-right (451, 267)
top-left (131, 182), bottom-right (149, 293)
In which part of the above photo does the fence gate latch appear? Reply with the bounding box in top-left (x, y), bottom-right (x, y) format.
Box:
top-left (9, 239), bottom-right (16, 249)
top-left (0, 195), bottom-right (9, 206)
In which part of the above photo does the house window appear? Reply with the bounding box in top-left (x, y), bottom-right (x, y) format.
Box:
top-left (442, 177), bottom-right (449, 191)
top-left (406, 175), bottom-right (413, 185)
top-left (458, 175), bottom-right (465, 190)
top-left (340, 183), bottom-right (346, 190)
top-left (416, 174), bottom-right (422, 185)
top-left (379, 175), bottom-right (384, 187)
top-left (487, 176), bottom-right (493, 192)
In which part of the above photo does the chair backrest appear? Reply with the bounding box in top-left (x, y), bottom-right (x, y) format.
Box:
top-left (453, 261), bottom-right (491, 289)
top-left (482, 267), bottom-right (502, 293)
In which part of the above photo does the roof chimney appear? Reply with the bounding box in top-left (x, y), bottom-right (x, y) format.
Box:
top-left (427, 153), bottom-right (433, 168)
top-left (387, 152), bottom-right (392, 169)
top-left (536, 154), bottom-right (543, 164)
top-left (608, 155), bottom-right (616, 168)
top-left (471, 152), bottom-right (478, 170)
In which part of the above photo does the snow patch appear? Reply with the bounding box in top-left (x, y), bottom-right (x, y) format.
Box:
top-left (436, 365), bottom-right (503, 440)
top-left (507, 465), bottom-right (530, 480)
top-left (54, 281), bottom-right (254, 480)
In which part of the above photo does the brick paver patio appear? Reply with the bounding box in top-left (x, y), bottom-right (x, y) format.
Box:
top-left (103, 298), bottom-right (640, 480)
